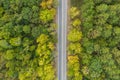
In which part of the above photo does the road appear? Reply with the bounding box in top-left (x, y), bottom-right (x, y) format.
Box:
top-left (57, 0), bottom-right (67, 79)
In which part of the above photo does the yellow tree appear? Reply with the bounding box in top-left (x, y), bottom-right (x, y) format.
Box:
top-left (39, 8), bottom-right (56, 23)
top-left (68, 55), bottom-right (82, 80)
top-left (68, 29), bottom-right (82, 42)
top-left (70, 7), bottom-right (80, 19)
top-left (68, 43), bottom-right (82, 55)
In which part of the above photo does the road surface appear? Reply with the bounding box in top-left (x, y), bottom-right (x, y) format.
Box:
top-left (57, 0), bottom-right (67, 79)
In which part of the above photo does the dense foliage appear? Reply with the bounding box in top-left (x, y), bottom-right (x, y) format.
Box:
top-left (67, 7), bottom-right (83, 80)
top-left (1, 0), bottom-right (120, 80)
top-left (68, 0), bottom-right (120, 80)
top-left (0, 0), bottom-right (57, 79)
top-left (81, 0), bottom-right (120, 80)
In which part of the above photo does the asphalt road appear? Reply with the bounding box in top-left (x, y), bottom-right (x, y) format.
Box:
top-left (57, 0), bottom-right (67, 80)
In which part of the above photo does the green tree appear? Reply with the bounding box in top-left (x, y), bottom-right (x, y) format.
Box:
top-left (114, 27), bottom-right (120, 36)
top-left (4, 50), bottom-right (14, 60)
top-left (102, 24), bottom-right (112, 38)
top-left (0, 40), bottom-right (10, 49)
top-left (23, 25), bottom-right (31, 34)
top-left (96, 4), bottom-right (108, 13)
top-left (9, 37), bottom-right (21, 46)
top-left (31, 27), bottom-right (41, 38)
top-left (21, 7), bottom-right (32, 21)
top-left (94, 13), bottom-right (109, 25)
top-left (112, 48), bottom-right (120, 66)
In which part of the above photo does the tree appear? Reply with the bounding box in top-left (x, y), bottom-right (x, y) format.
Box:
top-left (21, 7), bottom-right (32, 20)
top-left (4, 50), bottom-right (14, 60)
top-left (114, 27), bottom-right (120, 36)
top-left (23, 25), bottom-right (31, 34)
top-left (107, 5), bottom-right (120, 25)
top-left (31, 27), bottom-right (41, 38)
top-left (39, 8), bottom-right (56, 23)
top-left (70, 7), bottom-right (80, 19)
top-left (68, 29), bottom-right (82, 42)
top-left (94, 13), bottom-right (109, 25)
top-left (0, 40), bottom-right (10, 49)
top-left (88, 58), bottom-right (103, 80)
top-left (68, 55), bottom-right (82, 80)
top-left (96, 4), bottom-right (108, 13)
top-left (81, 0), bottom-right (94, 32)
top-left (9, 37), bottom-right (21, 46)
top-left (31, 6), bottom-right (40, 23)
top-left (40, 0), bottom-right (53, 9)
top-left (68, 43), bottom-right (82, 55)
top-left (112, 48), bottom-right (120, 66)
top-left (48, 42), bottom-right (55, 51)
top-left (14, 25), bottom-right (23, 34)
top-left (87, 28), bottom-right (102, 39)
top-left (37, 34), bottom-right (49, 44)
top-left (82, 38), bottom-right (94, 54)
top-left (36, 33), bottom-right (56, 79)
top-left (37, 64), bottom-right (55, 80)
top-left (71, 18), bottom-right (81, 28)
top-left (102, 24), bottom-right (112, 38)
top-left (81, 53), bottom-right (92, 65)
top-left (94, 0), bottom-right (102, 4)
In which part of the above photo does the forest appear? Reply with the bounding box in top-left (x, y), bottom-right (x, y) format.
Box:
top-left (0, 0), bottom-right (120, 80)
top-left (68, 0), bottom-right (120, 80)
top-left (0, 0), bottom-right (57, 80)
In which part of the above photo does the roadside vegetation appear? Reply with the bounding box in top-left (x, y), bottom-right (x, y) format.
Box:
top-left (0, 0), bottom-right (57, 79)
top-left (67, 5), bottom-right (83, 80)
top-left (68, 0), bottom-right (120, 80)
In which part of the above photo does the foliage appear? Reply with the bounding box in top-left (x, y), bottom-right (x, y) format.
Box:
top-left (9, 37), bottom-right (21, 47)
top-left (80, 0), bottom-right (120, 80)
top-left (68, 6), bottom-right (83, 79)
top-left (39, 8), bottom-right (56, 23)
top-left (68, 29), bottom-right (82, 42)
top-left (88, 58), bottom-right (103, 79)
top-left (23, 25), bottom-right (31, 34)
top-left (96, 4), bottom-right (108, 13)
top-left (70, 7), bottom-right (80, 19)
top-left (112, 48), bottom-right (120, 66)
top-left (0, 40), bottom-right (10, 49)
top-left (68, 43), bottom-right (82, 55)
top-left (36, 34), bottom-right (55, 79)
top-left (68, 56), bottom-right (82, 80)
top-left (71, 18), bottom-right (81, 29)
top-left (0, 0), bottom-right (57, 79)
